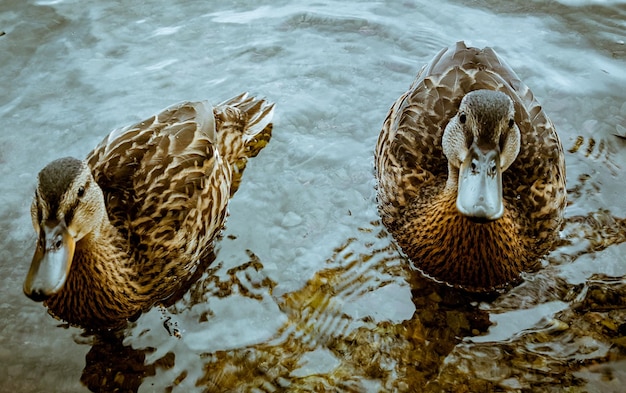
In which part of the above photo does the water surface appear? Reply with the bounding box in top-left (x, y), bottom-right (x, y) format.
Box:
top-left (1, 0), bottom-right (625, 392)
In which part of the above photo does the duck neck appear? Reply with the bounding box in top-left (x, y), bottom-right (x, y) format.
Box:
top-left (45, 217), bottom-right (145, 330)
top-left (444, 163), bottom-right (460, 195)
top-left (398, 181), bottom-right (527, 290)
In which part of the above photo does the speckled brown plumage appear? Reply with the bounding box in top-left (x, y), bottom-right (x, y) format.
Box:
top-left (24, 93), bottom-right (274, 329)
top-left (375, 42), bottom-right (566, 291)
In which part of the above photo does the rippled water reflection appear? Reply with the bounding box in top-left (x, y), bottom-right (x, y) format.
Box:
top-left (1, 0), bottom-right (625, 392)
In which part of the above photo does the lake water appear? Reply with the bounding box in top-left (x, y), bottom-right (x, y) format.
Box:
top-left (1, 0), bottom-right (625, 392)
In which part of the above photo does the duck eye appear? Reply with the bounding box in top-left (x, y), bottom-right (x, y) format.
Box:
top-left (459, 113), bottom-right (467, 124)
top-left (508, 118), bottom-right (515, 128)
top-left (77, 186), bottom-right (85, 198)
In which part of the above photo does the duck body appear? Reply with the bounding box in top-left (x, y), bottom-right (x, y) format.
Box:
top-left (375, 42), bottom-right (566, 291)
top-left (24, 93), bottom-right (274, 329)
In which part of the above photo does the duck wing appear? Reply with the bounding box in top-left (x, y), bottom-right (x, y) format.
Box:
top-left (86, 96), bottom-right (271, 267)
top-left (84, 101), bottom-right (225, 266)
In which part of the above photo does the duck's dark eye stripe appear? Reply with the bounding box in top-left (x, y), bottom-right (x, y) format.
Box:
top-left (459, 113), bottom-right (467, 124)
top-left (34, 190), bottom-right (43, 223)
top-left (465, 132), bottom-right (474, 149)
top-left (64, 198), bottom-right (80, 226)
top-left (499, 132), bottom-right (507, 150)
top-left (37, 200), bottom-right (43, 224)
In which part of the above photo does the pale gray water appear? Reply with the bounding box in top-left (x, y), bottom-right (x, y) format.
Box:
top-left (1, 0), bottom-right (625, 392)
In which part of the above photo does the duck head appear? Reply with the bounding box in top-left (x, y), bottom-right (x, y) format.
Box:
top-left (24, 157), bottom-right (105, 301)
top-left (442, 89), bottom-right (521, 222)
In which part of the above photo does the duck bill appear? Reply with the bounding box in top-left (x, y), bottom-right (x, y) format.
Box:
top-left (456, 144), bottom-right (504, 221)
top-left (23, 222), bottom-right (75, 301)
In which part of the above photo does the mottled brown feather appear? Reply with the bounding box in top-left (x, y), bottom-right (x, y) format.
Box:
top-left (375, 42), bottom-right (566, 291)
top-left (35, 93), bottom-right (273, 329)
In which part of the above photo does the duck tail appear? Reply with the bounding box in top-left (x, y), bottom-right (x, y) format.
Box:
top-left (222, 92), bottom-right (275, 158)
top-left (216, 93), bottom-right (275, 196)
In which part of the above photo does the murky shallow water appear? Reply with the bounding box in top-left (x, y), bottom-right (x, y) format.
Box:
top-left (1, 0), bottom-right (625, 392)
